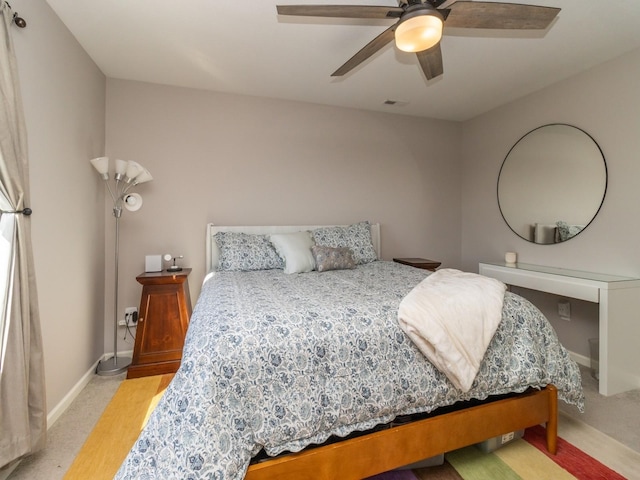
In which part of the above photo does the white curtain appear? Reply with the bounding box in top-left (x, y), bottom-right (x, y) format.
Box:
top-left (0, 2), bottom-right (46, 468)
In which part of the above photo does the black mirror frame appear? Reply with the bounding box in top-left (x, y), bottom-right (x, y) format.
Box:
top-left (497, 123), bottom-right (608, 244)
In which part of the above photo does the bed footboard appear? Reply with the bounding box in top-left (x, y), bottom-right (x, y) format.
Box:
top-left (245, 385), bottom-right (558, 480)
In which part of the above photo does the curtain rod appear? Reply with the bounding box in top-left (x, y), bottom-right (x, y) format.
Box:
top-left (4, 2), bottom-right (27, 28)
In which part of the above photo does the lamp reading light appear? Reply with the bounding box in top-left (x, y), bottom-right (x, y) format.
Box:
top-left (90, 156), bottom-right (110, 179)
top-left (395, 10), bottom-right (443, 53)
top-left (125, 161), bottom-right (143, 183)
top-left (132, 168), bottom-right (153, 185)
top-left (89, 156), bottom-right (152, 376)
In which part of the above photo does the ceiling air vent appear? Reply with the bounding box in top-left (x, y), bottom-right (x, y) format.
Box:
top-left (383, 100), bottom-right (409, 106)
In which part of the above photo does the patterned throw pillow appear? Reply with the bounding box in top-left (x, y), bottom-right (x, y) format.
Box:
top-left (214, 232), bottom-right (284, 271)
top-left (556, 221), bottom-right (585, 242)
top-left (311, 221), bottom-right (377, 265)
top-left (311, 246), bottom-right (356, 272)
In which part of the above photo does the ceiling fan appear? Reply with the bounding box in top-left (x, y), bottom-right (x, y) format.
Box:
top-left (276, 0), bottom-right (560, 80)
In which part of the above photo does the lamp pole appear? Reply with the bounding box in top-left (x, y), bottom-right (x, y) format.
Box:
top-left (91, 157), bottom-right (152, 376)
top-left (96, 204), bottom-right (130, 375)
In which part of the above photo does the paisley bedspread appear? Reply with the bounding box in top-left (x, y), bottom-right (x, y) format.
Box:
top-left (116, 261), bottom-right (584, 479)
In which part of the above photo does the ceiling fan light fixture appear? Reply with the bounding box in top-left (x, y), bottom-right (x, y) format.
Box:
top-left (395, 9), bottom-right (443, 53)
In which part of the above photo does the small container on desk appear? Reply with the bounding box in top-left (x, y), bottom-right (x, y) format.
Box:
top-left (127, 268), bottom-right (192, 379)
top-left (393, 258), bottom-right (441, 271)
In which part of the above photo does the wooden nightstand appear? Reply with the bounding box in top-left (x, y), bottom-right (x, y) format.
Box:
top-left (393, 257), bottom-right (441, 271)
top-left (127, 269), bottom-right (193, 379)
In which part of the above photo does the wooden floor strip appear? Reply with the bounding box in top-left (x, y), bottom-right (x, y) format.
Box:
top-left (63, 375), bottom-right (168, 480)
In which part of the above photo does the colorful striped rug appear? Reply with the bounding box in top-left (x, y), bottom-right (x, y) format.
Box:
top-left (368, 425), bottom-right (627, 480)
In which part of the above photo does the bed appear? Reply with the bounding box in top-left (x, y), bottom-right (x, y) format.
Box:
top-left (116, 221), bottom-right (584, 480)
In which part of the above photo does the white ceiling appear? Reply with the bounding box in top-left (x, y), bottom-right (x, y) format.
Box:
top-left (45, 0), bottom-right (640, 121)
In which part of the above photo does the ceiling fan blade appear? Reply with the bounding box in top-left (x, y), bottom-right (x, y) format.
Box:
top-left (276, 5), bottom-right (403, 19)
top-left (445, 1), bottom-right (560, 29)
top-left (427, 0), bottom-right (451, 7)
top-left (416, 43), bottom-right (444, 80)
top-left (332, 24), bottom-right (396, 76)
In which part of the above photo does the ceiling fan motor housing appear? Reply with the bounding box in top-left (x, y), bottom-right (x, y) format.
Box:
top-left (401, 3), bottom-right (444, 22)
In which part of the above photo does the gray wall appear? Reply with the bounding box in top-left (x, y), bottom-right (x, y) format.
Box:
top-left (12, 0), bottom-right (106, 411)
top-left (104, 79), bottom-right (463, 356)
top-left (461, 48), bottom-right (640, 358)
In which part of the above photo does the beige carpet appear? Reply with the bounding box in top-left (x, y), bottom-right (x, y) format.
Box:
top-left (560, 365), bottom-right (640, 453)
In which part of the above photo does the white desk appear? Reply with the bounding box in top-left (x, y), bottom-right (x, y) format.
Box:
top-left (479, 262), bottom-right (640, 396)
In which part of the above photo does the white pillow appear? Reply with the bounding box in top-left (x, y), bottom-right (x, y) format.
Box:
top-left (270, 231), bottom-right (315, 274)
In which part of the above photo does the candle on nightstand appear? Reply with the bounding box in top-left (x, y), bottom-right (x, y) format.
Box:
top-left (505, 252), bottom-right (517, 265)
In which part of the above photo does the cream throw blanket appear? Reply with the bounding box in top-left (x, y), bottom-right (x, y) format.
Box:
top-left (398, 268), bottom-right (506, 392)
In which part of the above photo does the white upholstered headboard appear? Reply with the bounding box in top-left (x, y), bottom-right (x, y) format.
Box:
top-left (205, 223), bottom-right (381, 273)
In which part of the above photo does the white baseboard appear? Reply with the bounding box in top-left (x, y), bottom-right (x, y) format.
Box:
top-left (569, 350), bottom-right (591, 369)
top-left (47, 350), bottom-right (133, 427)
top-left (46, 358), bottom-right (101, 427)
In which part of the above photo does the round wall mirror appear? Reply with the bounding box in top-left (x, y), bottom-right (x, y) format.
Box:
top-left (497, 124), bottom-right (607, 244)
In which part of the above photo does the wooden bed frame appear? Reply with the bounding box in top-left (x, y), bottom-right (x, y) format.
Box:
top-left (246, 385), bottom-right (557, 479)
top-left (205, 223), bottom-right (558, 479)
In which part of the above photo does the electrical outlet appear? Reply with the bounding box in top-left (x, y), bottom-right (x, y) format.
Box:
top-left (501, 431), bottom-right (515, 444)
top-left (558, 300), bottom-right (571, 320)
top-left (124, 307), bottom-right (138, 327)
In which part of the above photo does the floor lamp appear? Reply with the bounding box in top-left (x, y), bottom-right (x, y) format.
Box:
top-left (90, 157), bottom-right (153, 376)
